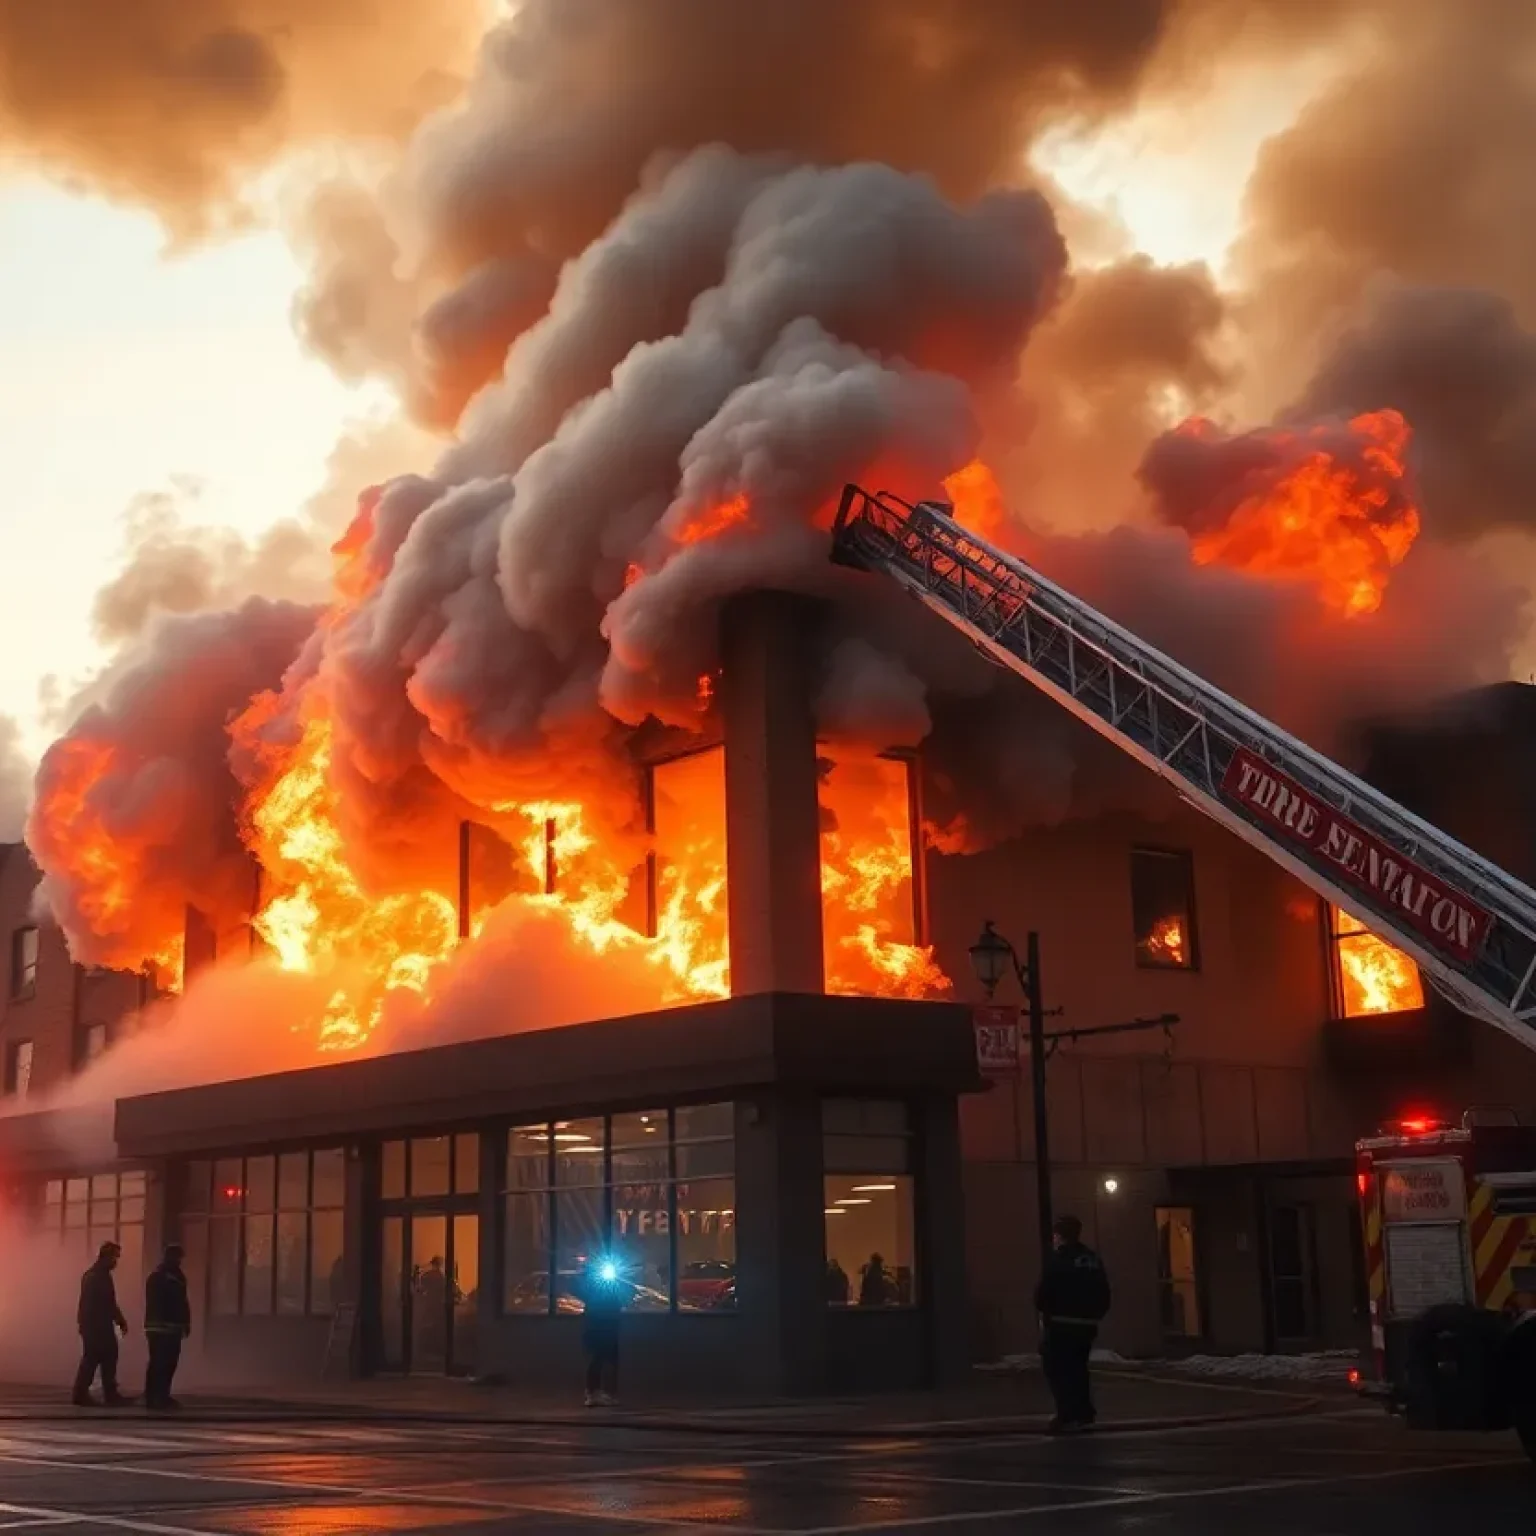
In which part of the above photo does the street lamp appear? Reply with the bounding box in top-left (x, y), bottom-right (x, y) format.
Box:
top-left (968, 920), bottom-right (1055, 1269)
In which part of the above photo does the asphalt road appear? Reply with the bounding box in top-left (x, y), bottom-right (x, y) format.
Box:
top-left (0, 1400), bottom-right (1527, 1534)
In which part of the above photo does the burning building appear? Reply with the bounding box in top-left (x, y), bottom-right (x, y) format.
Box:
top-left (6, 0), bottom-right (1536, 1394)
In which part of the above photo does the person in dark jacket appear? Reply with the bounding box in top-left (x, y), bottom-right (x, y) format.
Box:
top-left (144, 1244), bottom-right (192, 1410)
top-left (578, 1255), bottom-right (627, 1407)
top-left (73, 1241), bottom-right (132, 1407)
top-left (1034, 1214), bottom-right (1111, 1433)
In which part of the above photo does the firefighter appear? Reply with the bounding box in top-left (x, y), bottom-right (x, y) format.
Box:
top-left (72, 1240), bottom-right (132, 1408)
top-left (1034, 1214), bottom-right (1112, 1433)
top-left (144, 1243), bottom-right (192, 1410)
top-left (578, 1254), bottom-right (626, 1407)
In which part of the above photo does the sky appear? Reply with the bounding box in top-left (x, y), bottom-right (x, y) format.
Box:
top-left (0, 47), bottom-right (1318, 770)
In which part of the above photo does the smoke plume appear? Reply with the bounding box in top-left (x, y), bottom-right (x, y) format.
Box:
top-left (0, 0), bottom-right (480, 231)
top-left (28, 599), bottom-right (316, 968)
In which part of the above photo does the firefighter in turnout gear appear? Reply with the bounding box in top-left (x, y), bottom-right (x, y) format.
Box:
top-left (72, 1241), bottom-right (132, 1407)
top-left (1034, 1214), bottom-right (1112, 1433)
top-left (144, 1244), bottom-right (192, 1410)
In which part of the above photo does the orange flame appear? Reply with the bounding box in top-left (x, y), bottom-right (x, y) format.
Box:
top-left (1141, 915), bottom-right (1187, 966)
top-left (1187, 410), bottom-right (1420, 618)
top-left (820, 752), bottom-right (950, 1000)
top-left (1332, 905), bottom-right (1425, 1016)
top-left (942, 460), bottom-right (1011, 545)
top-left (675, 493), bottom-right (750, 546)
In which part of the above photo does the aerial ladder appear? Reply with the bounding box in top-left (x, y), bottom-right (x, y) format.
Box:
top-left (830, 483), bottom-right (1536, 1057)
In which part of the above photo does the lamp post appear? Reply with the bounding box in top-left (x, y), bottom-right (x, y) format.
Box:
top-left (968, 920), bottom-right (1181, 1275)
top-left (968, 921), bottom-right (1055, 1270)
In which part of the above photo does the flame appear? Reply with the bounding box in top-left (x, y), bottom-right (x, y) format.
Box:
top-left (942, 460), bottom-right (1011, 544)
top-left (1141, 915), bottom-right (1187, 966)
top-left (1187, 410), bottom-right (1420, 618)
top-left (820, 751), bottom-right (951, 1000)
top-left (241, 711), bottom-right (460, 1051)
top-left (1332, 905), bottom-right (1425, 1016)
top-left (676, 493), bottom-right (750, 546)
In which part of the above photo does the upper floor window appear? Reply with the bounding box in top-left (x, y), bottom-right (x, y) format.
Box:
top-left (1131, 849), bottom-right (1198, 970)
top-left (77, 1022), bottom-right (108, 1069)
top-left (9, 927), bottom-right (39, 999)
top-left (3, 1039), bottom-right (34, 1098)
top-left (1329, 905), bottom-right (1424, 1017)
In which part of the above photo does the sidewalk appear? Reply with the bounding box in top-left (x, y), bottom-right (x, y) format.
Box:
top-left (0, 1365), bottom-right (1323, 1437)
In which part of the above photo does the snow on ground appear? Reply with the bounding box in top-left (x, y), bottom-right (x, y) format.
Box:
top-left (980, 1349), bottom-right (1358, 1382)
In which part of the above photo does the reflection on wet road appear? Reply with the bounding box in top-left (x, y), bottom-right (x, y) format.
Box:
top-left (0, 1401), bottom-right (1527, 1533)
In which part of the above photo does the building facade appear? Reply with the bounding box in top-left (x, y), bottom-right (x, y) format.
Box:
top-left (3, 597), bottom-right (1536, 1389)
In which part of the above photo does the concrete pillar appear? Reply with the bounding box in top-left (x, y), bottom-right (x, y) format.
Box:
top-left (720, 591), bottom-right (825, 996)
top-left (918, 1095), bottom-right (971, 1386)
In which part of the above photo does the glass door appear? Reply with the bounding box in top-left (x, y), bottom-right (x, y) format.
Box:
top-left (451, 1214), bottom-right (479, 1377)
top-left (410, 1214), bottom-right (450, 1374)
top-left (380, 1216), bottom-right (405, 1372)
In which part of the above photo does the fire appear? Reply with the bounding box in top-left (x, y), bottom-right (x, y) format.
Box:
top-left (1186, 409), bottom-right (1420, 618)
top-left (676, 493), bottom-right (750, 546)
top-left (942, 460), bottom-right (1011, 545)
top-left (819, 752), bottom-right (951, 1000)
top-left (241, 711), bottom-right (460, 1051)
top-left (1142, 916), bottom-right (1187, 966)
top-left (1332, 905), bottom-right (1425, 1016)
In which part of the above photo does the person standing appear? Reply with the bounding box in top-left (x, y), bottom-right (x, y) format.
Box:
top-left (578, 1256), bottom-right (626, 1407)
top-left (73, 1241), bottom-right (132, 1408)
top-left (1034, 1214), bottom-right (1111, 1433)
top-left (144, 1244), bottom-right (192, 1410)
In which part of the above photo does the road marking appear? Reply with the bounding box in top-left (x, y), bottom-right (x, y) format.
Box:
top-left (0, 1504), bottom-right (219, 1536)
top-left (788, 1455), bottom-right (1526, 1534)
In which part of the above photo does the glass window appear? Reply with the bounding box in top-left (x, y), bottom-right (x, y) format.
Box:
top-left (213, 1159), bottom-right (243, 1211)
top-left (1156, 1206), bottom-right (1202, 1338)
top-left (818, 753), bottom-right (923, 996)
top-left (504, 1192), bottom-right (553, 1314)
top-left (610, 1110), bottom-right (666, 1149)
top-left (4, 1040), bottom-right (34, 1098)
top-left (209, 1218), bottom-right (240, 1316)
top-left (120, 1196), bottom-right (146, 1225)
top-left (243, 1215), bottom-right (274, 1314)
top-left (10, 926), bottom-right (39, 998)
top-left (1330, 905), bottom-right (1425, 1017)
top-left (245, 1156), bottom-right (276, 1215)
top-left (410, 1136), bottom-right (452, 1198)
top-left (275, 1212), bottom-right (308, 1315)
top-left (553, 1119), bottom-right (605, 1185)
top-left (1131, 848), bottom-right (1198, 969)
top-left (117, 1223), bottom-right (142, 1287)
top-left (823, 1174), bottom-right (916, 1308)
top-left (184, 1162), bottom-right (210, 1213)
top-left (278, 1152), bottom-right (309, 1210)
top-left (181, 1219), bottom-right (208, 1321)
top-left (312, 1148), bottom-right (345, 1209)
top-left (382, 1140), bottom-right (406, 1200)
top-left (675, 1102), bottom-right (735, 1144)
top-left (454, 1133), bottom-right (480, 1195)
top-left (311, 1210), bottom-right (344, 1315)
top-left (507, 1125), bottom-right (551, 1190)
top-left (650, 748), bottom-right (728, 982)
top-left (554, 1186), bottom-right (606, 1299)
top-left (120, 1170), bottom-right (146, 1198)
top-left (81, 1022), bottom-right (108, 1065)
top-left (44, 1179), bottom-right (62, 1209)
top-left (676, 1178), bottom-right (736, 1311)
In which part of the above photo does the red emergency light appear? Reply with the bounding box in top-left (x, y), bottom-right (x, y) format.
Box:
top-left (1392, 1114), bottom-right (1446, 1136)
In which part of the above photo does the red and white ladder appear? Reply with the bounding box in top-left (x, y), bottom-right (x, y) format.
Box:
top-left (831, 483), bottom-right (1536, 1054)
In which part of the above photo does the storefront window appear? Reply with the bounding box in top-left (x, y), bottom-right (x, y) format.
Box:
top-left (186, 1149), bottom-right (345, 1318)
top-left (823, 1100), bottom-right (917, 1308)
top-left (502, 1103), bottom-right (736, 1315)
top-left (38, 1169), bottom-right (146, 1279)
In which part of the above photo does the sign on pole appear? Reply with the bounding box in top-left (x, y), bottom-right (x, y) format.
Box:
top-left (973, 1004), bottom-right (1021, 1076)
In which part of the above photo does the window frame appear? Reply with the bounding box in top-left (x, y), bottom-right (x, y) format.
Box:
top-left (1129, 846), bottom-right (1200, 972)
top-left (3, 1039), bottom-right (34, 1098)
top-left (1324, 902), bottom-right (1425, 1020)
top-left (821, 1098), bottom-right (920, 1312)
top-left (182, 1148), bottom-right (346, 1319)
top-left (9, 925), bottom-right (39, 1000)
top-left (500, 1102), bottom-right (736, 1318)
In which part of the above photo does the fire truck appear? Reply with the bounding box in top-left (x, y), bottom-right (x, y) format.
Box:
top-left (1356, 1110), bottom-right (1536, 1455)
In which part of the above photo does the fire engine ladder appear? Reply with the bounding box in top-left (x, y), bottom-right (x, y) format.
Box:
top-left (830, 483), bottom-right (1536, 1055)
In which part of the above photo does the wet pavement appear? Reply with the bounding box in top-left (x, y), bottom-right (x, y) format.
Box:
top-left (0, 1393), bottom-right (1528, 1534)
